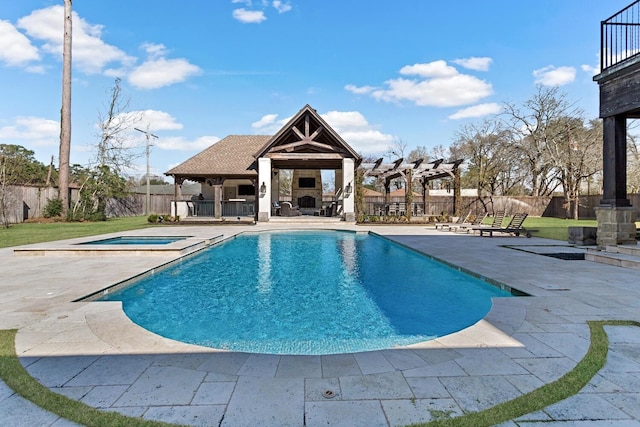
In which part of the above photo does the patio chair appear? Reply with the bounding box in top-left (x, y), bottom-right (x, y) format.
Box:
top-left (398, 203), bottom-right (407, 217)
top-left (435, 211), bottom-right (471, 230)
top-left (475, 212), bottom-right (531, 237)
top-left (387, 203), bottom-right (397, 216)
top-left (451, 212), bottom-right (488, 233)
top-left (280, 202), bottom-right (301, 216)
top-left (327, 202), bottom-right (338, 217)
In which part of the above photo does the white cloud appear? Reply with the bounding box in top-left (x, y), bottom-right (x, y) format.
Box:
top-left (249, 109), bottom-right (395, 156)
top-left (321, 111), bottom-right (370, 129)
top-left (453, 56), bottom-right (493, 71)
top-left (448, 103), bottom-right (502, 120)
top-left (251, 113), bottom-right (291, 134)
top-left (400, 60), bottom-right (458, 78)
top-left (321, 110), bottom-right (395, 156)
top-left (156, 135), bottom-right (220, 151)
top-left (581, 63), bottom-right (599, 76)
top-left (128, 57), bottom-right (202, 90)
top-left (372, 74), bottom-right (493, 107)
top-left (0, 116), bottom-right (59, 147)
top-left (273, 1), bottom-right (292, 13)
top-left (351, 60), bottom-right (493, 108)
top-left (338, 129), bottom-right (395, 155)
top-left (233, 8), bottom-right (267, 23)
top-left (344, 84), bottom-right (376, 95)
top-left (252, 113), bottom-right (279, 128)
top-left (533, 65), bottom-right (576, 86)
top-left (141, 42), bottom-right (169, 59)
top-left (17, 5), bottom-right (134, 74)
top-left (136, 110), bottom-right (185, 131)
top-left (0, 20), bottom-right (40, 66)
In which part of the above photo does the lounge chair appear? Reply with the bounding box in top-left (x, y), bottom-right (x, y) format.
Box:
top-left (435, 211), bottom-right (471, 230)
top-left (474, 212), bottom-right (531, 237)
top-left (472, 211), bottom-right (505, 232)
top-left (280, 201), bottom-right (301, 216)
top-left (450, 212), bottom-right (488, 233)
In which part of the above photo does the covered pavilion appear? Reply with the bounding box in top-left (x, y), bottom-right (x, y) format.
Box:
top-left (165, 104), bottom-right (463, 222)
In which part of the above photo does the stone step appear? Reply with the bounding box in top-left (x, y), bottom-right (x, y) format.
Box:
top-left (585, 246), bottom-right (640, 271)
top-left (605, 244), bottom-right (640, 257)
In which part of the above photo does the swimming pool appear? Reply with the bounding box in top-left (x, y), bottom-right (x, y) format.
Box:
top-left (78, 236), bottom-right (189, 245)
top-left (100, 230), bottom-right (517, 355)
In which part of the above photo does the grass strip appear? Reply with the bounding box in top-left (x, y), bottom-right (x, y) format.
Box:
top-left (0, 329), bottom-right (184, 427)
top-left (1, 322), bottom-right (638, 427)
top-left (412, 320), bottom-right (640, 427)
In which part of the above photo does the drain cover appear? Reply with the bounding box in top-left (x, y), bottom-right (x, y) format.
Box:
top-left (322, 390), bottom-right (336, 399)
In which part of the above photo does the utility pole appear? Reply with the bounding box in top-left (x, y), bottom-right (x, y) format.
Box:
top-left (134, 126), bottom-right (158, 215)
top-left (59, 0), bottom-right (72, 217)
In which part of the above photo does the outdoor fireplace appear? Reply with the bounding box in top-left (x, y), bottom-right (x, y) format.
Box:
top-left (298, 195), bottom-right (316, 208)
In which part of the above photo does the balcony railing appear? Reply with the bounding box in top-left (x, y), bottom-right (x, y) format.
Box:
top-left (602, 0), bottom-right (640, 71)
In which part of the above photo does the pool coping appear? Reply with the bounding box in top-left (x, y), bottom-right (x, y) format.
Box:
top-left (3, 223), bottom-right (640, 426)
top-left (12, 233), bottom-right (226, 257)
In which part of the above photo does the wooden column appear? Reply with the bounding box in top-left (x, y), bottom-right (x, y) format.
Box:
top-left (601, 115), bottom-right (630, 207)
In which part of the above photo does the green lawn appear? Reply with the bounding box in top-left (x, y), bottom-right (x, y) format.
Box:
top-left (0, 216), bottom-right (153, 249)
top-left (0, 216), bottom-right (608, 249)
top-left (513, 216), bottom-right (598, 241)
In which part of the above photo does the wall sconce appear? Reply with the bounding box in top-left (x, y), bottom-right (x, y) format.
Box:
top-left (344, 182), bottom-right (353, 197)
top-left (259, 182), bottom-right (267, 197)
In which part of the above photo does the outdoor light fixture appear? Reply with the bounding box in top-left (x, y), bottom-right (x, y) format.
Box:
top-left (344, 182), bottom-right (353, 197)
top-left (259, 181), bottom-right (267, 196)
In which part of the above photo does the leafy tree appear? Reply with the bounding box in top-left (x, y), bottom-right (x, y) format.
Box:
top-left (70, 165), bottom-right (128, 221)
top-left (0, 144), bottom-right (51, 185)
top-left (149, 176), bottom-right (169, 185)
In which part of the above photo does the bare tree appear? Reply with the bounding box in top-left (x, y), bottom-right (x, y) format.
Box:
top-left (93, 78), bottom-right (142, 172)
top-left (69, 78), bottom-right (141, 220)
top-left (627, 120), bottom-right (640, 193)
top-left (407, 145), bottom-right (430, 162)
top-left (502, 86), bottom-right (579, 197)
top-left (451, 120), bottom-right (520, 213)
top-left (385, 138), bottom-right (407, 161)
top-left (277, 169), bottom-right (292, 197)
top-left (58, 0), bottom-right (72, 217)
top-left (543, 118), bottom-right (602, 218)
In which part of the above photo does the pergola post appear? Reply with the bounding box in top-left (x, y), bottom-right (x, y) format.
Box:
top-left (213, 182), bottom-right (223, 219)
top-left (257, 158), bottom-right (272, 222)
top-left (342, 158), bottom-right (355, 222)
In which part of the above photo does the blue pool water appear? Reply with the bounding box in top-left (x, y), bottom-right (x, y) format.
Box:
top-left (100, 230), bottom-right (515, 355)
top-left (79, 236), bottom-right (187, 245)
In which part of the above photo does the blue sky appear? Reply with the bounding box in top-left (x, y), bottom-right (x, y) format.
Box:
top-left (0, 0), bottom-right (632, 180)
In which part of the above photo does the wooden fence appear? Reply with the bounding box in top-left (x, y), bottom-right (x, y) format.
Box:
top-left (0, 185), bottom-right (175, 224)
top-left (2, 185), bottom-right (640, 224)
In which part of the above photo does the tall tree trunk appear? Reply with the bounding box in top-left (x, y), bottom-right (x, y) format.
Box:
top-left (59, 0), bottom-right (72, 217)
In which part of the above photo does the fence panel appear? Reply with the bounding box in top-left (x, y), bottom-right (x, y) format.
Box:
top-left (4, 185), bottom-right (640, 224)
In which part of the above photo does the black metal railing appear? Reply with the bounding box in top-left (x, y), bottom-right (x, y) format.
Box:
top-left (602, 0), bottom-right (640, 71)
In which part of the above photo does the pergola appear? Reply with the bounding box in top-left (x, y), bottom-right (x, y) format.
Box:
top-left (360, 158), bottom-right (464, 216)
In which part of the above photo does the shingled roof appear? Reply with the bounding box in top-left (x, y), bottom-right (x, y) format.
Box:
top-left (165, 135), bottom-right (271, 178)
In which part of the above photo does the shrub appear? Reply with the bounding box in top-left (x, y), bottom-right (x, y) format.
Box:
top-left (43, 198), bottom-right (63, 218)
top-left (147, 213), bottom-right (158, 223)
